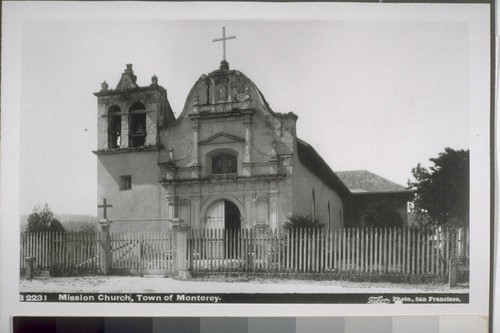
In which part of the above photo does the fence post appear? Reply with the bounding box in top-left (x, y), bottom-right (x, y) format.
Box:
top-left (449, 257), bottom-right (458, 287)
top-left (98, 220), bottom-right (112, 275)
top-left (25, 257), bottom-right (35, 280)
top-left (171, 218), bottom-right (191, 280)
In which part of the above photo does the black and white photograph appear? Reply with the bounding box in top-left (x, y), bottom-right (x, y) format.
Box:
top-left (0, 1), bottom-right (492, 325)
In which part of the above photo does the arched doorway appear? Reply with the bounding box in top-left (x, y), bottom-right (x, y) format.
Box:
top-left (206, 200), bottom-right (241, 259)
top-left (224, 201), bottom-right (241, 230)
top-left (206, 200), bottom-right (241, 230)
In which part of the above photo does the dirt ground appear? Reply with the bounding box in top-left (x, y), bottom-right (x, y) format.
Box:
top-left (20, 275), bottom-right (469, 294)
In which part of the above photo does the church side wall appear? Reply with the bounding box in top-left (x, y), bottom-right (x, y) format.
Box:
top-left (97, 151), bottom-right (166, 233)
top-left (292, 155), bottom-right (344, 230)
top-left (277, 166), bottom-right (294, 229)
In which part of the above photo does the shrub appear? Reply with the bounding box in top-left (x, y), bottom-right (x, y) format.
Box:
top-left (283, 214), bottom-right (324, 230)
top-left (49, 263), bottom-right (65, 277)
top-left (27, 204), bottom-right (65, 232)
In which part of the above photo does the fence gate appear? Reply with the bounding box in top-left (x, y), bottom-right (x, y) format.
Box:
top-left (110, 231), bottom-right (176, 275)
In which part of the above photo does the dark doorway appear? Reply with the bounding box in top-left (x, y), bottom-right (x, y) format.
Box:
top-left (224, 201), bottom-right (241, 258)
top-left (224, 201), bottom-right (241, 229)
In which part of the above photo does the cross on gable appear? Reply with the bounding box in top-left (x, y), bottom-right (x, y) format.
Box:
top-left (98, 198), bottom-right (113, 220)
top-left (212, 27), bottom-right (236, 62)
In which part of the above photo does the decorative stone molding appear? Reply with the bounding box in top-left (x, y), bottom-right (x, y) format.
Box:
top-left (163, 163), bottom-right (178, 181)
top-left (169, 145), bottom-right (193, 163)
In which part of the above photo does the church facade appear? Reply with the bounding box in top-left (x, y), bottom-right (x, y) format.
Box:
top-left (94, 61), bottom-right (410, 233)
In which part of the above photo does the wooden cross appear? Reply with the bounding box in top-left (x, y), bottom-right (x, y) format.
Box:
top-left (98, 198), bottom-right (113, 220)
top-left (212, 27), bottom-right (236, 62)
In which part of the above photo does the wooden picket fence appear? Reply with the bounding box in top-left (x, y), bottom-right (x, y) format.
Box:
top-left (110, 231), bottom-right (176, 275)
top-left (20, 231), bottom-right (176, 276)
top-left (20, 231), bottom-right (102, 274)
top-left (20, 227), bottom-right (469, 280)
top-left (188, 227), bottom-right (469, 278)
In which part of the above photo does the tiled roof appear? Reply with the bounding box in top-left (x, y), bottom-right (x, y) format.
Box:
top-left (335, 170), bottom-right (409, 193)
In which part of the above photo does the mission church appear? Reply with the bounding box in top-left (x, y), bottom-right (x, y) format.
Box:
top-left (94, 28), bottom-right (411, 233)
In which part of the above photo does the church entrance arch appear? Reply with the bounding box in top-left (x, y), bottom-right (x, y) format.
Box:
top-left (224, 200), bottom-right (241, 230)
top-left (205, 199), bottom-right (242, 259)
top-left (204, 198), bottom-right (243, 230)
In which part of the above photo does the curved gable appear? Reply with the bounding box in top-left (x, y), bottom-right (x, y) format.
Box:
top-left (172, 67), bottom-right (281, 124)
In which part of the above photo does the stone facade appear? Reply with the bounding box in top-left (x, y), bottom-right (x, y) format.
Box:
top-left (94, 63), bottom-right (407, 233)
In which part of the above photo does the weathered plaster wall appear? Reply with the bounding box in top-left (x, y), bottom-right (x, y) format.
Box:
top-left (97, 150), bottom-right (164, 232)
top-left (292, 154), bottom-right (344, 230)
top-left (250, 110), bottom-right (279, 162)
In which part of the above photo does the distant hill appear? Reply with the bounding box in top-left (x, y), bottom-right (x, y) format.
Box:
top-left (20, 214), bottom-right (97, 232)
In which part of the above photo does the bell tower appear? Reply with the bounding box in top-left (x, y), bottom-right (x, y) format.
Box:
top-left (94, 64), bottom-right (174, 152)
top-left (93, 64), bottom-right (175, 229)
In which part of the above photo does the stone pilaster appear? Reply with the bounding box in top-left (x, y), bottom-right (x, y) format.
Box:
top-left (120, 112), bottom-right (129, 148)
top-left (97, 105), bottom-right (108, 150)
top-left (98, 219), bottom-right (112, 275)
top-left (244, 195), bottom-right (253, 228)
top-left (145, 107), bottom-right (157, 146)
top-left (170, 218), bottom-right (191, 280)
top-left (209, 78), bottom-right (216, 105)
top-left (242, 116), bottom-right (252, 176)
top-left (270, 196), bottom-right (279, 230)
top-left (244, 117), bottom-right (252, 163)
top-left (192, 121), bottom-right (199, 165)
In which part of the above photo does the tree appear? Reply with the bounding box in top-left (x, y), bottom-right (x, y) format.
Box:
top-left (27, 204), bottom-right (65, 232)
top-left (407, 148), bottom-right (469, 227)
top-left (360, 201), bottom-right (404, 228)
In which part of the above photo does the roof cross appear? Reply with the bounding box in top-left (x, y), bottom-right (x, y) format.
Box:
top-left (212, 27), bottom-right (236, 62)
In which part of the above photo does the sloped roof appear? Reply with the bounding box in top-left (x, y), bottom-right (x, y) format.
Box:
top-left (296, 139), bottom-right (351, 200)
top-left (335, 170), bottom-right (408, 193)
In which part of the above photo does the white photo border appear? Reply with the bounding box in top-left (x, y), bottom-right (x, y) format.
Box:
top-left (0, 1), bottom-right (493, 329)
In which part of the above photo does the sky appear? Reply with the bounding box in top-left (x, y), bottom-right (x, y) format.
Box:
top-left (15, 5), bottom-right (476, 216)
